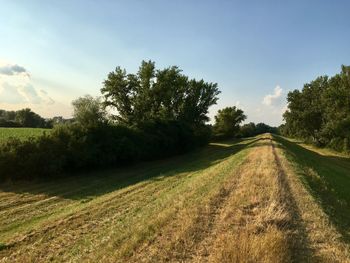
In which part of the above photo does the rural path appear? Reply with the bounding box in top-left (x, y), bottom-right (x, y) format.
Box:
top-left (0, 134), bottom-right (349, 262)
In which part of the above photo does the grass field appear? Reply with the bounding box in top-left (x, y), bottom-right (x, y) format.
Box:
top-left (0, 134), bottom-right (349, 262)
top-left (0, 128), bottom-right (51, 142)
top-left (275, 136), bottom-right (350, 243)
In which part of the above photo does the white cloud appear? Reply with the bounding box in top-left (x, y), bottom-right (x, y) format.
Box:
top-left (262, 85), bottom-right (282, 106)
top-left (0, 82), bottom-right (26, 104)
top-left (0, 82), bottom-right (55, 105)
top-left (0, 62), bottom-right (55, 106)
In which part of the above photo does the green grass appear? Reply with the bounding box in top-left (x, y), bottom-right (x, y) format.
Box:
top-left (0, 137), bottom-right (256, 261)
top-left (0, 128), bottom-right (51, 142)
top-left (275, 135), bottom-right (350, 242)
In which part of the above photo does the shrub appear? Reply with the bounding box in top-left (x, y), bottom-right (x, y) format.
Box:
top-left (0, 120), bottom-right (209, 182)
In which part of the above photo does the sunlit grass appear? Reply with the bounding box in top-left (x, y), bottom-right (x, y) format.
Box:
top-left (0, 128), bottom-right (51, 142)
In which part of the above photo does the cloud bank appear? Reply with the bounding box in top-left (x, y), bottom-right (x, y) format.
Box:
top-left (0, 63), bottom-right (54, 105)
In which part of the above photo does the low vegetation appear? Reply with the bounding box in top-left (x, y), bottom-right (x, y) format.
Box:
top-left (275, 136), bottom-right (350, 243)
top-left (0, 128), bottom-right (50, 142)
top-left (0, 134), bottom-right (348, 262)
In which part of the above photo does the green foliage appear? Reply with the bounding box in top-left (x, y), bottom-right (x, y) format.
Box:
top-left (15, 108), bottom-right (46, 128)
top-left (0, 108), bottom-right (51, 128)
top-left (276, 135), bottom-right (350, 241)
top-left (0, 119), bottom-right (211, 182)
top-left (0, 128), bottom-right (50, 142)
top-left (101, 60), bottom-right (220, 126)
top-left (72, 95), bottom-right (107, 128)
top-left (213, 106), bottom-right (246, 139)
top-left (0, 60), bottom-right (218, 182)
top-left (239, 122), bottom-right (278, 137)
top-left (282, 65), bottom-right (350, 152)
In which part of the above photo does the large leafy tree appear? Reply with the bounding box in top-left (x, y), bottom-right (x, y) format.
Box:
top-left (15, 108), bottom-right (46, 128)
top-left (283, 65), bottom-right (350, 151)
top-left (101, 60), bottom-right (220, 126)
top-left (72, 95), bottom-right (106, 128)
top-left (213, 106), bottom-right (246, 138)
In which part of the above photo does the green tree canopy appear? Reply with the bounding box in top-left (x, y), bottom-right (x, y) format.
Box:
top-left (213, 106), bottom-right (246, 138)
top-left (15, 108), bottom-right (46, 128)
top-left (101, 60), bottom-right (220, 126)
top-left (282, 65), bottom-right (350, 151)
top-left (72, 95), bottom-right (106, 128)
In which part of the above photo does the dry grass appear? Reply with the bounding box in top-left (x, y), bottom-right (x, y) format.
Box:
top-left (1, 134), bottom-right (349, 262)
top-left (200, 136), bottom-right (295, 263)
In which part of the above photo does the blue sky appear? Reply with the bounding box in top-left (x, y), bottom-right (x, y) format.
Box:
top-left (1, 0), bottom-right (349, 125)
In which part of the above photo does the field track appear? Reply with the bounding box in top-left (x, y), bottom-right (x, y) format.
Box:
top-left (0, 134), bottom-right (349, 262)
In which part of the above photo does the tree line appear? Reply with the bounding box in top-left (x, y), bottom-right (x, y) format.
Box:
top-left (281, 65), bottom-right (350, 152)
top-left (0, 61), bottom-right (220, 181)
top-left (0, 60), bottom-right (279, 182)
top-left (0, 108), bottom-right (72, 128)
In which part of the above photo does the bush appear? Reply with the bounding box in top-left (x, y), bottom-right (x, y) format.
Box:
top-left (0, 120), bottom-right (210, 182)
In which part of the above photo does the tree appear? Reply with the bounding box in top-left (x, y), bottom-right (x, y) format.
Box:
top-left (101, 60), bottom-right (220, 126)
top-left (213, 106), bottom-right (246, 138)
top-left (240, 122), bottom-right (256, 137)
top-left (15, 108), bottom-right (45, 128)
top-left (282, 65), bottom-right (350, 151)
top-left (72, 95), bottom-right (106, 128)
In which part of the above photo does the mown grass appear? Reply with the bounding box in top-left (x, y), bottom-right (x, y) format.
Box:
top-left (0, 137), bottom-right (256, 262)
top-left (275, 135), bottom-right (350, 243)
top-left (0, 128), bottom-right (50, 142)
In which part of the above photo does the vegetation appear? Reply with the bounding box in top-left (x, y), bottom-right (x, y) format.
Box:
top-left (0, 128), bottom-right (50, 142)
top-left (72, 95), bottom-right (107, 128)
top-left (239, 122), bottom-right (279, 137)
top-left (0, 61), bottom-right (219, 182)
top-left (0, 135), bottom-right (348, 262)
top-left (275, 135), bottom-right (350, 242)
top-left (101, 60), bottom-right (220, 126)
top-left (0, 109), bottom-right (51, 128)
top-left (1, 62), bottom-right (350, 261)
top-left (212, 106), bottom-right (246, 139)
top-left (281, 65), bottom-right (350, 152)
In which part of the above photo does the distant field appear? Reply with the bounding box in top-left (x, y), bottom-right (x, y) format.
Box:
top-left (0, 128), bottom-right (51, 142)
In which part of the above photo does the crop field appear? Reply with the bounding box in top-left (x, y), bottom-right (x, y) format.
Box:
top-left (0, 134), bottom-right (349, 262)
top-left (0, 128), bottom-right (50, 142)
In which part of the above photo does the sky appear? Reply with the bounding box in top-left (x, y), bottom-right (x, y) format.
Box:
top-left (1, 0), bottom-right (350, 126)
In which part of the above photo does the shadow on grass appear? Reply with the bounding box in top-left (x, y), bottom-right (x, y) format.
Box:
top-left (274, 135), bottom-right (350, 243)
top-left (0, 137), bottom-right (261, 202)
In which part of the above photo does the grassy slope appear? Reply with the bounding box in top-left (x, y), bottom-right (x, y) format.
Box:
top-left (0, 137), bottom-right (254, 262)
top-left (0, 134), bottom-right (349, 262)
top-left (275, 135), bottom-right (350, 243)
top-left (0, 128), bottom-right (50, 142)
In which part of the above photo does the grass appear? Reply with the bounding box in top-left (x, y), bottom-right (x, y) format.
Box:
top-left (0, 137), bottom-right (254, 262)
top-left (0, 134), bottom-right (349, 262)
top-left (275, 135), bottom-right (350, 243)
top-left (0, 128), bottom-right (50, 142)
